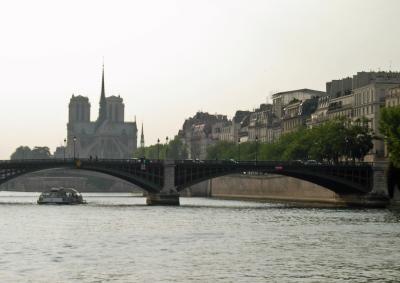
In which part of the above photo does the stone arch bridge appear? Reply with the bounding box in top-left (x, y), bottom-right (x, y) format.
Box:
top-left (0, 159), bottom-right (388, 205)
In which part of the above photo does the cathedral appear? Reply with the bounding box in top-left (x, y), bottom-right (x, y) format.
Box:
top-left (66, 66), bottom-right (138, 159)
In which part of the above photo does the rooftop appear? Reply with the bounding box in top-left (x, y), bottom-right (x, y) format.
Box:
top-left (272, 88), bottom-right (326, 98)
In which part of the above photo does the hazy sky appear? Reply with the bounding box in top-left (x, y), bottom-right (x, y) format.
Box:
top-left (0, 0), bottom-right (399, 159)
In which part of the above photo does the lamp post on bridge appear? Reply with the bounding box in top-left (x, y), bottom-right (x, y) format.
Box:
top-left (255, 136), bottom-right (259, 163)
top-left (356, 133), bottom-right (365, 162)
top-left (165, 136), bottom-right (169, 160)
top-left (73, 136), bottom-right (77, 160)
top-left (63, 138), bottom-right (67, 162)
top-left (157, 138), bottom-right (160, 160)
top-left (238, 138), bottom-right (241, 162)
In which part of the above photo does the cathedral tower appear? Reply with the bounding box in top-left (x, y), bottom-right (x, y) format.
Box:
top-left (69, 95), bottom-right (91, 123)
top-left (106, 96), bottom-right (125, 122)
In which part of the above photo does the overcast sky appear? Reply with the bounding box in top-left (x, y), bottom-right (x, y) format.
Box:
top-left (0, 0), bottom-right (399, 159)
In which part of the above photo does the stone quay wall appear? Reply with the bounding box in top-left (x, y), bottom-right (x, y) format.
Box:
top-left (210, 174), bottom-right (338, 203)
top-left (184, 174), bottom-right (340, 204)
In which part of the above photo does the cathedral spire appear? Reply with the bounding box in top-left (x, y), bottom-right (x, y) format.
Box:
top-left (101, 62), bottom-right (105, 99)
top-left (97, 63), bottom-right (107, 123)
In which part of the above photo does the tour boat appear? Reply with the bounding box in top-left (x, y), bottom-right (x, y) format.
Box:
top-left (37, 188), bottom-right (86, 205)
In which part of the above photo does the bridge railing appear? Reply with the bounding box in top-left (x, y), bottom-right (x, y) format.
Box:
top-left (0, 159), bottom-right (75, 164)
top-left (87, 158), bottom-right (165, 165)
top-left (0, 158), bottom-right (165, 165)
top-left (0, 158), bottom-right (372, 167)
top-left (174, 159), bottom-right (372, 167)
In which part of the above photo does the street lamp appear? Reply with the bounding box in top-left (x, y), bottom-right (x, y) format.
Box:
top-left (165, 136), bottom-right (169, 159)
top-left (356, 133), bottom-right (365, 162)
top-left (255, 136), bottom-right (259, 163)
top-left (157, 138), bottom-right (160, 160)
top-left (63, 138), bottom-right (67, 161)
top-left (73, 136), bottom-right (77, 160)
top-left (238, 138), bottom-right (241, 162)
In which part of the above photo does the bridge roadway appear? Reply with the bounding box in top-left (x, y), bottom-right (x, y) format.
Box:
top-left (0, 158), bottom-right (388, 206)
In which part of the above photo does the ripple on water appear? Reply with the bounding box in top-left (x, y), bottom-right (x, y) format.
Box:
top-left (0, 194), bottom-right (399, 282)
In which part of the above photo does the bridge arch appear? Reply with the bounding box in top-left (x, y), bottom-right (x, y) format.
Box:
top-left (1, 168), bottom-right (151, 193)
top-left (0, 160), bottom-right (163, 193)
top-left (174, 162), bottom-right (373, 195)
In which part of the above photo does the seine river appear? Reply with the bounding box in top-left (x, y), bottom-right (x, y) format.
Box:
top-left (0, 192), bottom-right (399, 282)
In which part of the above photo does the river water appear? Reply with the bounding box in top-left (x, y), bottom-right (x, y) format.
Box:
top-left (0, 192), bottom-right (399, 282)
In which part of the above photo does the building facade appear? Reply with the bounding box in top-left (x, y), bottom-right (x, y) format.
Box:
top-left (282, 98), bottom-right (318, 134)
top-left (310, 71), bottom-right (400, 160)
top-left (272, 89), bottom-right (326, 119)
top-left (66, 66), bottom-right (138, 159)
top-left (386, 86), bottom-right (400, 107)
top-left (179, 112), bottom-right (227, 159)
top-left (352, 74), bottom-right (400, 160)
top-left (176, 71), bottom-right (400, 162)
top-left (247, 104), bottom-right (275, 142)
top-left (308, 94), bottom-right (354, 128)
top-left (326, 77), bottom-right (352, 98)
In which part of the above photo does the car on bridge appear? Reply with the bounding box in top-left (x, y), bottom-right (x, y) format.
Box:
top-left (304, 160), bottom-right (320, 165)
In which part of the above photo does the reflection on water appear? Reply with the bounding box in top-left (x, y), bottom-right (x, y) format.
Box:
top-left (0, 192), bottom-right (399, 282)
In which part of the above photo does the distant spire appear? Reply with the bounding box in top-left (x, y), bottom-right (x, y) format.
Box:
top-left (97, 63), bottom-right (107, 123)
top-left (140, 123), bottom-right (145, 148)
top-left (101, 62), bottom-right (105, 99)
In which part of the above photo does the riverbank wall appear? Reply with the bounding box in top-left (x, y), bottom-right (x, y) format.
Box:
top-left (183, 172), bottom-right (393, 207)
top-left (209, 174), bottom-right (339, 203)
top-left (183, 174), bottom-right (341, 203)
top-left (183, 174), bottom-right (340, 204)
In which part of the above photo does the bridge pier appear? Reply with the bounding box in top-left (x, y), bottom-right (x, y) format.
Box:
top-left (146, 192), bottom-right (180, 205)
top-left (146, 161), bottom-right (180, 206)
top-left (339, 161), bottom-right (390, 207)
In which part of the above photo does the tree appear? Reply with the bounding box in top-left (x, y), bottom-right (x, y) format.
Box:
top-left (133, 136), bottom-right (188, 160)
top-left (281, 128), bottom-right (312, 160)
top-left (380, 106), bottom-right (400, 167)
top-left (10, 146), bottom-right (31, 160)
top-left (166, 136), bottom-right (188, 159)
top-left (204, 117), bottom-right (374, 163)
top-left (346, 118), bottom-right (374, 162)
top-left (307, 117), bottom-right (373, 163)
top-left (30, 147), bottom-right (52, 159)
top-left (206, 141), bottom-right (236, 160)
top-left (10, 146), bottom-right (52, 160)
